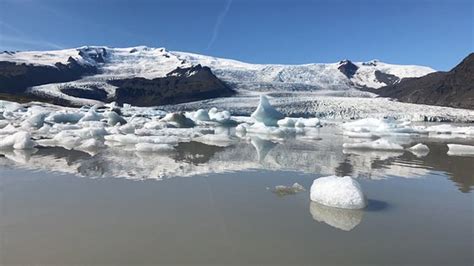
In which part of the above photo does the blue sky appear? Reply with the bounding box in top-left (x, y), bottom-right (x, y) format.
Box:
top-left (0, 0), bottom-right (472, 70)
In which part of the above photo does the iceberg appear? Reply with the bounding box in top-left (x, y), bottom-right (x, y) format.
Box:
top-left (447, 144), bottom-right (474, 156)
top-left (0, 131), bottom-right (36, 150)
top-left (193, 109), bottom-right (210, 121)
top-left (160, 112), bottom-right (195, 128)
top-left (251, 95), bottom-right (284, 126)
top-left (342, 118), bottom-right (418, 137)
top-left (209, 108), bottom-right (232, 124)
top-left (105, 111), bottom-right (127, 126)
top-left (408, 143), bottom-right (430, 157)
top-left (310, 176), bottom-right (367, 209)
top-left (46, 112), bottom-right (84, 124)
top-left (79, 109), bottom-right (103, 122)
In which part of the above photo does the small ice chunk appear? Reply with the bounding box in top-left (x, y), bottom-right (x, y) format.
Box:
top-left (251, 95), bottom-right (284, 126)
top-left (46, 112), bottom-right (84, 124)
top-left (22, 112), bottom-right (48, 128)
top-left (277, 117), bottom-right (297, 127)
top-left (105, 111), bottom-right (127, 126)
top-left (209, 108), bottom-right (232, 124)
top-left (235, 123), bottom-right (250, 133)
top-left (0, 131), bottom-right (36, 150)
top-left (77, 138), bottom-right (104, 150)
top-left (80, 109), bottom-right (103, 122)
top-left (447, 144), bottom-right (474, 156)
top-left (135, 143), bottom-right (174, 152)
top-left (160, 112), bottom-right (195, 128)
top-left (310, 176), bottom-right (367, 209)
top-left (299, 118), bottom-right (321, 127)
top-left (271, 182), bottom-right (306, 196)
top-left (193, 109), bottom-right (210, 121)
top-left (409, 143), bottom-right (429, 151)
top-left (343, 138), bottom-right (404, 151)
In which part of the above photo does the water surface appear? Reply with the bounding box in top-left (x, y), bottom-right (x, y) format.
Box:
top-left (0, 128), bottom-right (473, 265)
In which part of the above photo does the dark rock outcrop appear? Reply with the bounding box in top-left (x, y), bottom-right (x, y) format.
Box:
top-left (110, 65), bottom-right (235, 106)
top-left (377, 53), bottom-right (474, 109)
top-left (374, 70), bottom-right (400, 86)
top-left (60, 86), bottom-right (108, 102)
top-left (0, 57), bottom-right (98, 94)
top-left (338, 60), bottom-right (358, 79)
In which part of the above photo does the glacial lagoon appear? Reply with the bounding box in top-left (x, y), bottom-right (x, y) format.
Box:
top-left (0, 126), bottom-right (473, 265)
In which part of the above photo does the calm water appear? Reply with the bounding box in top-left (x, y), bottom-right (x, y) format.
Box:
top-left (0, 128), bottom-right (473, 265)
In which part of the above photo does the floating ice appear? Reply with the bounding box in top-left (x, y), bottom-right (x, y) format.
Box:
top-left (192, 133), bottom-right (238, 147)
top-left (309, 202), bottom-right (363, 231)
top-left (46, 111), bottom-right (84, 124)
top-left (343, 138), bottom-right (404, 151)
top-left (0, 124), bottom-right (19, 135)
top-left (79, 109), bottom-right (103, 122)
top-left (193, 109), bottom-right (210, 121)
top-left (408, 143), bottom-right (430, 157)
top-left (424, 124), bottom-right (474, 135)
top-left (135, 143), bottom-right (174, 152)
top-left (270, 182), bottom-right (306, 196)
top-left (277, 117), bottom-right (321, 128)
top-left (21, 112), bottom-right (49, 128)
top-left (105, 111), bottom-right (127, 126)
top-left (447, 144), bottom-right (474, 156)
top-left (160, 112), bottom-right (195, 128)
top-left (342, 118), bottom-right (418, 137)
top-left (277, 117), bottom-right (296, 127)
top-left (310, 176), bottom-right (367, 209)
top-left (251, 95), bottom-right (284, 126)
top-left (0, 131), bottom-right (36, 150)
top-left (208, 108), bottom-right (233, 124)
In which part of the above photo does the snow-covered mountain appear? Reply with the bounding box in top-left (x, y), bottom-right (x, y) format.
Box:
top-left (0, 46), bottom-right (435, 105)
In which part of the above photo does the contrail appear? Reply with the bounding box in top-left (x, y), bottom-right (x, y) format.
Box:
top-left (0, 20), bottom-right (63, 50)
top-left (207, 0), bottom-right (232, 50)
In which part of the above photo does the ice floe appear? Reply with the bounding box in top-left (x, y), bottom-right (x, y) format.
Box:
top-left (408, 143), bottom-right (430, 157)
top-left (447, 144), bottom-right (474, 156)
top-left (310, 176), bottom-right (367, 209)
top-left (0, 131), bottom-right (36, 150)
top-left (269, 182), bottom-right (306, 196)
top-left (343, 138), bottom-right (404, 151)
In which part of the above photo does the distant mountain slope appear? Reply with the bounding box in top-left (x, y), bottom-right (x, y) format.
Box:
top-left (0, 46), bottom-right (435, 106)
top-left (172, 51), bottom-right (434, 90)
top-left (377, 53), bottom-right (474, 109)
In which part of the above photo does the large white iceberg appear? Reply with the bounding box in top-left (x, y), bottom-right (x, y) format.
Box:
top-left (310, 176), bottom-right (367, 209)
top-left (447, 144), bottom-right (474, 156)
top-left (251, 95), bottom-right (284, 126)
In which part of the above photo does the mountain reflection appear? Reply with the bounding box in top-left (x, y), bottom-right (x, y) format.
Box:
top-left (0, 132), bottom-right (472, 192)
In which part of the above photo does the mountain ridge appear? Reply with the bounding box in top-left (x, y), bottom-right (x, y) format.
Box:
top-left (0, 46), bottom-right (436, 106)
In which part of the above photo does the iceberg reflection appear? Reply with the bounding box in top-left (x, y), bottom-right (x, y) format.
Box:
top-left (309, 202), bottom-right (364, 231)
